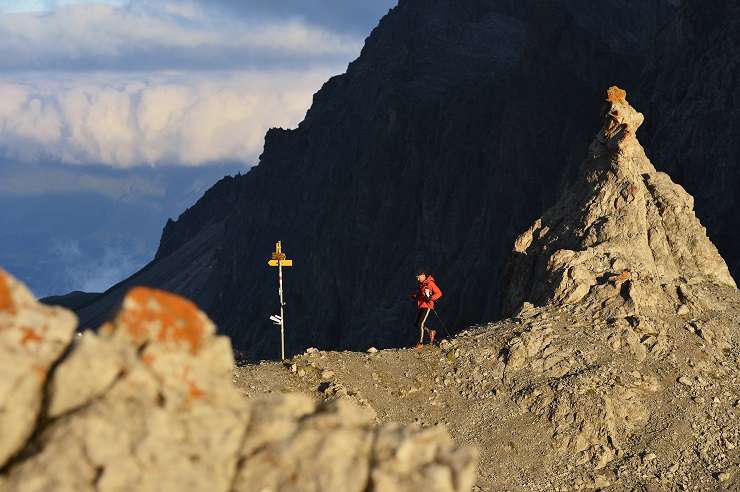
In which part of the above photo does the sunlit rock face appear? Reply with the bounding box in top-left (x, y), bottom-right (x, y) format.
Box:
top-left (638, 0), bottom-right (740, 281)
top-left (496, 88), bottom-right (737, 471)
top-left (503, 86), bottom-right (736, 320)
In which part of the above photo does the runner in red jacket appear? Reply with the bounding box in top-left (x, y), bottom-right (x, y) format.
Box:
top-left (408, 268), bottom-right (442, 349)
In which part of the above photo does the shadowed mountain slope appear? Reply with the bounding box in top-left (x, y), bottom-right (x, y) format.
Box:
top-left (637, 0), bottom-right (740, 281)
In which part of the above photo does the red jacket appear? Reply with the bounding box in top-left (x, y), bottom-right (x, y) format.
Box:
top-left (413, 275), bottom-right (442, 309)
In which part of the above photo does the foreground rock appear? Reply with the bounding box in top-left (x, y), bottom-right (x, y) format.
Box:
top-left (0, 270), bottom-right (77, 469)
top-left (0, 270), bottom-right (476, 492)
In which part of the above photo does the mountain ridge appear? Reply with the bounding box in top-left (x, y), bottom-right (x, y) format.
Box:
top-left (73, 0), bottom-right (739, 363)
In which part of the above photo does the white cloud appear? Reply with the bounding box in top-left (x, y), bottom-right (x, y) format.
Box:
top-left (0, 0), bottom-right (367, 168)
top-left (0, 1), bottom-right (363, 70)
top-left (0, 0), bottom-right (395, 296)
top-left (0, 69), bottom-right (336, 167)
top-left (72, 241), bottom-right (150, 293)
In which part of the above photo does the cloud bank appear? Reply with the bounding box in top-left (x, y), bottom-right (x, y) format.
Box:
top-left (0, 0), bottom-right (395, 167)
top-left (0, 1), bottom-right (364, 71)
top-left (0, 70), bottom-right (335, 167)
top-left (54, 236), bottom-right (152, 294)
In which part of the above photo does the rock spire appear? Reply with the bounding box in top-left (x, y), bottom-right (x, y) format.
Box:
top-left (503, 86), bottom-right (736, 320)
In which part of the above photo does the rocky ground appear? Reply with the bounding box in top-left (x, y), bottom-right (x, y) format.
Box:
top-left (232, 284), bottom-right (740, 491)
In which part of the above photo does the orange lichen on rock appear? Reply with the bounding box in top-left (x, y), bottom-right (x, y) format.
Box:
top-left (617, 271), bottom-right (631, 282)
top-left (32, 364), bottom-right (49, 380)
top-left (119, 287), bottom-right (207, 355)
top-left (141, 353), bottom-right (156, 365)
top-left (620, 182), bottom-right (638, 204)
top-left (187, 381), bottom-right (206, 402)
top-left (20, 326), bottom-right (44, 345)
top-left (547, 249), bottom-right (572, 271)
top-left (0, 270), bottom-right (16, 315)
top-left (608, 271), bottom-right (631, 285)
top-left (606, 86), bottom-right (627, 102)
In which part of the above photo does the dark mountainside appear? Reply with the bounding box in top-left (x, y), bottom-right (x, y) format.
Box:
top-left (39, 291), bottom-right (101, 311)
top-left (637, 0), bottom-right (740, 281)
top-left (75, 0), bottom-right (739, 361)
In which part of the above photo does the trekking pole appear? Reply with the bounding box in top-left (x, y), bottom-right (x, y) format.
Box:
top-left (431, 307), bottom-right (451, 338)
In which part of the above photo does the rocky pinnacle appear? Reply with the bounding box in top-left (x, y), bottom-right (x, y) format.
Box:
top-left (503, 86), bottom-right (736, 320)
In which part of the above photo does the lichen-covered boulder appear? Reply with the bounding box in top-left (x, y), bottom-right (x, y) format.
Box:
top-left (2, 286), bottom-right (248, 492)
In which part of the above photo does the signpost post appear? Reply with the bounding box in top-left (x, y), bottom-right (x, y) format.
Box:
top-left (268, 241), bottom-right (292, 360)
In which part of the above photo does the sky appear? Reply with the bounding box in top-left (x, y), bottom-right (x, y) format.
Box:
top-left (0, 0), bottom-right (397, 298)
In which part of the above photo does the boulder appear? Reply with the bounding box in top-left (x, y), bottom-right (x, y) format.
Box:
top-left (2, 285), bottom-right (249, 492)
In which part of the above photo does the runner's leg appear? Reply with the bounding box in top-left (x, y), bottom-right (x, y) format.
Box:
top-left (414, 308), bottom-right (431, 344)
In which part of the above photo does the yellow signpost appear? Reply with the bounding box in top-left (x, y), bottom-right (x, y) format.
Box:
top-left (267, 259), bottom-right (292, 266)
top-left (268, 241), bottom-right (292, 360)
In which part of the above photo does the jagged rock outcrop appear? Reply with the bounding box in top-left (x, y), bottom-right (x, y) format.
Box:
top-left (75, 0), bottom-right (679, 360)
top-left (0, 268), bottom-right (476, 492)
top-left (503, 86), bottom-right (736, 319)
top-left (496, 87), bottom-right (738, 470)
